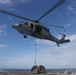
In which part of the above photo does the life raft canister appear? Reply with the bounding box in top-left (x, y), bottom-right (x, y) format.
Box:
top-left (31, 65), bottom-right (38, 73)
top-left (38, 65), bottom-right (46, 74)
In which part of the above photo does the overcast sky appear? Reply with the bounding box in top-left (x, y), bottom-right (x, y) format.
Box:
top-left (0, 0), bottom-right (76, 69)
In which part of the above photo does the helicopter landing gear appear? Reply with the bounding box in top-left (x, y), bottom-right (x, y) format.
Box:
top-left (57, 43), bottom-right (59, 47)
top-left (24, 35), bottom-right (27, 39)
top-left (57, 44), bottom-right (59, 47)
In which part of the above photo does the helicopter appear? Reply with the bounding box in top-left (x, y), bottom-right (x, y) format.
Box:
top-left (0, 0), bottom-right (70, 47)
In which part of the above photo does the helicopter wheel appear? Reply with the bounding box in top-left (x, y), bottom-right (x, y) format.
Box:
top-left (24, 35), bottom-right (27, 39)
top-left (56, 43), bottom-right (59, 47)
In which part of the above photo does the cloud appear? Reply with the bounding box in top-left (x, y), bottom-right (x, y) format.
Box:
top-left (1, 42), bottom-right (76, 69)
top-left (67, 0), bottom-right (76, 14)
top-left (70, 34), bottom-right (76, 42)
top-left (17, 0), bottom-right (30, 4)
top-left (0, 44), bottom-right (7, 48)
top-left (0, 24), bottom-right (7, 36)
top-left (0, 0), bottom-right (30, 4)
top-left (0, 0), bottom-right (30, 5)
top-left (57, 0), bottom-right (76, 16)
top-left (68, 6), bottom-right (76, 14)
top-left (0, 0), bottom-right (30, 10)
top-left (0, 54), bottom-right (34, 68)
top-left (0, 0), bottom-right (13, 4)
top-left (35, 39), bottom-right (54, 46)
top-left (66, 34), bottom-right (76, 42)
top-left (0, 34), bottom-right (76, 69)
top-left (0, 0), bottom-right (14, 9)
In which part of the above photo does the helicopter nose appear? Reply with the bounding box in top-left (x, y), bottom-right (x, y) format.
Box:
top-left (11, 24), bottom-right (19, 28)
top-left (11, 25), bottom-right (15, 28)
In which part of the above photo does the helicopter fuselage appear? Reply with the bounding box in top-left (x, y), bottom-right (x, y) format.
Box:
top-left (11, 21), bottom-right (70, 47)
top-left (12, 21), bottom-right (51, 40)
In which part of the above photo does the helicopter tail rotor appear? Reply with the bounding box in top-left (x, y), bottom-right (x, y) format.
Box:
top-left (56, 34), bottom-right (70, 47)
top-left (56, 28), bottom-right (70, 47)
top-left (59, 28), bottom-right (66, 40)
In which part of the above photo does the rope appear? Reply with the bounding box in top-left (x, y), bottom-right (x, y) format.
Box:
top-left (34, 42), bottom-right (37, 65)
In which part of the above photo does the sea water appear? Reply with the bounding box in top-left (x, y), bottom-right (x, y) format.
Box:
top-left (0, 68), bottom-right (76, 73)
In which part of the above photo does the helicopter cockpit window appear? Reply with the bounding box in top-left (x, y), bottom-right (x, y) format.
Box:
top-left (35, 25), bottom-right (42, 33)
top-left (24, 22), bottom-right (28, 25)
top-left (44, 27), bottom-right (49, 32)
top-left (19, 23), bottom-right (22, 27)
top-left (46, 29), bottom-right (49, 32)
top-left (30, 23), bottom-right (33, 29)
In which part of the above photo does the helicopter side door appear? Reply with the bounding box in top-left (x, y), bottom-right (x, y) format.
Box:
top-left (23, 22), bottom-right (35, 32)
top-left (23, 22), bottom-right (29, 29)
top-left (35, 25), bottom-right (42, 34)
top-left (41, 27), bottom-right (50, 37)
top-left (30, 23), bottom-right (36, 32)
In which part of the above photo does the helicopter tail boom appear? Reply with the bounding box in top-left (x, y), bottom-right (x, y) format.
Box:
top-left (56, 35), bottom-right (70, 47)
top-left (57, 39), bottom-right (70, 44)
top-left (49, 34), bottom-right (70, 47)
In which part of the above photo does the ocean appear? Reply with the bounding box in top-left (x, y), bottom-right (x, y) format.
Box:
top-left (0, 69), bottom-right (76, 73)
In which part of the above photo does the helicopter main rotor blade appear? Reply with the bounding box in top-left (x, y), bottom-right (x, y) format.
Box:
top-left (43, 23), bottom-right (64, 28)
top-left (38, 0), bottom-right (65, 21)
top-left (0, 9), bottom-right (34, 22)
top-left (49, 24), bottom-right (64, 28)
